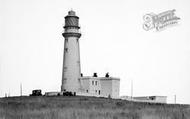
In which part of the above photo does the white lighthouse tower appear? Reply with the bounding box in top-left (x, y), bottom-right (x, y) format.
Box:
top-left (61, 10), bottom-right (81, 93)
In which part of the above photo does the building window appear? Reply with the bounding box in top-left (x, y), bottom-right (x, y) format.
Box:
top-left (92, 81), bottom-right (94, 85)
top-left (95, 90), bottom-right (97, 93)
top-left (99, 90), bottom-right (100, 95)
top-left (95, 81), bottom-right (98, 85)
top-left (86, 90), bottom-right (88, 93)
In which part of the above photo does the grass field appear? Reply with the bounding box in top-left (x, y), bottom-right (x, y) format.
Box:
top-left (0, 96), bottom-right (190, 119)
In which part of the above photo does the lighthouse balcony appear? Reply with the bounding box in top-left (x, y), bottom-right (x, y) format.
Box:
top-left (62, 32), bottom-right (81, 38)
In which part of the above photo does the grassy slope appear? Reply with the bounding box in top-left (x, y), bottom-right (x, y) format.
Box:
top-left (0, 96), bottom-right (190, 119)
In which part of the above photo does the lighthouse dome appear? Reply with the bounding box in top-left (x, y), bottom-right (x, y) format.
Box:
top-left (68, 10), bottom-right (76, 16)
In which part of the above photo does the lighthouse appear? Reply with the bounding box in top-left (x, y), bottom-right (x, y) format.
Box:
top-left (61, 10), bottom-right (81, 93)
top-left (60, 10), bottom-right (120, 98)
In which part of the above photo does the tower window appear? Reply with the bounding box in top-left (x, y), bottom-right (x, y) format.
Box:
top-left (92, 81), bottom-right (94, 85)
top-left (99, 90), bottom-right (100, 95)
top-left (63, 78), bottom-right (67, 80)
top-left (65, 48), bottom-right (68, 52)
top-left (86, 90), bottom-right (88, 93)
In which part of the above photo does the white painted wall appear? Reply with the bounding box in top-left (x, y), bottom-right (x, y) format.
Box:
top-left (79, 77), bottom-right (90, 93)
top-left (112, 79), bottom-right (120, 98)
top-left (154, 96), bottom-right (167, 103)
top-left (100, 79), bottom-right (112, 98)
top-left (133, 96), bottom-right (167, 103)
top-left (89, 77), bottom-right (101, 96)
top-left (61, 36), bottom-right (81, 92)
top-left (79, 77), bottom-right (120, 98)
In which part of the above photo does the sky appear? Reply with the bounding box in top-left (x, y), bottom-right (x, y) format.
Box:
top-left (0, 0), bottom-right (190, 104)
